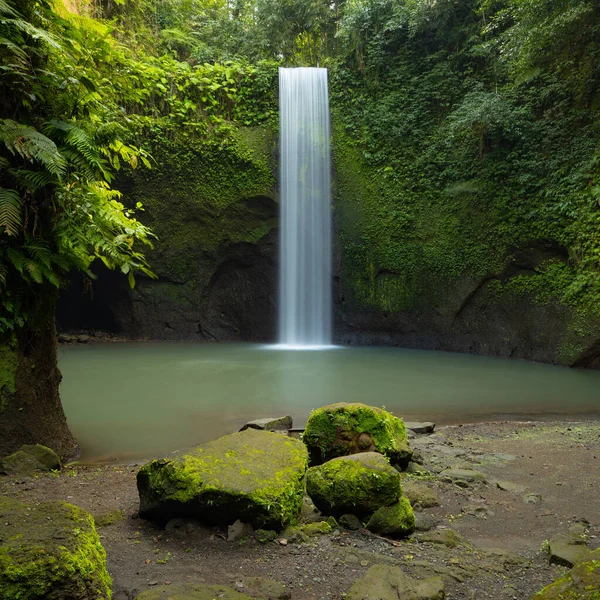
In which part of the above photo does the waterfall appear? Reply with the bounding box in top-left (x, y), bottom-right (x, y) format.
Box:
top-left (278, 67), bottom-right (332, 348)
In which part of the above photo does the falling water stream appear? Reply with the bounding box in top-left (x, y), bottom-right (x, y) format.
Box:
top-left (278, 67), bottom-right (332, 347)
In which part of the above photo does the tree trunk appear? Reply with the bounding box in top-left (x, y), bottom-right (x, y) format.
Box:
top-left (0, 296), bottom-right (79, 462)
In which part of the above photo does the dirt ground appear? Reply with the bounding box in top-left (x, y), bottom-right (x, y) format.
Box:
top-left (1, 420), bottom-right (599, 599)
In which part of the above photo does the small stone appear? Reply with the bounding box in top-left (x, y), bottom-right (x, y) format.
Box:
top-left (523, 493), bottom-right (542, 505)
top-left (227, 519), bottom-right (253, 542)
top-left (439, 468), bottom-right (486, 484)
top-left (239, 416), bottom-right (293, 432)
top-left (414, 514), bottom-right (440, 532)
top-left (278, 538), bottom-right (288, 546)
top-left (404, 422), bottom-right (436, 435)
top-left (496, 481), bottom-right (526, 494)
top-left (339, 514), bottom-right (362, 530)
top-left (548, 533), bottom-right (590, 567)
top-left (418, 529), bottom-right (462, 548)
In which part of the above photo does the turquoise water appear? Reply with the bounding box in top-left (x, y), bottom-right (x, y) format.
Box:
top-left (58, 342), bottom-right (600, 462)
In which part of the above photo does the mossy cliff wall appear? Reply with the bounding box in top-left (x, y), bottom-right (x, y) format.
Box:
top-left (331, 121), bottom-right (600, 366)
top-left (77, 126), bottom-right (279, 341)
top-left (58, 112), bottom-right (600, 366)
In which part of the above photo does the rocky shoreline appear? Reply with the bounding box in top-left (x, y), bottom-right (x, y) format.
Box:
top-left (1, 412), bottom-right (599, 599)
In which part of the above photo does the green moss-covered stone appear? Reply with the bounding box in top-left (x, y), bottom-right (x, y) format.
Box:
top-left (135, 583), bottom-right (257, 599)
top-left (0, 444), bottom-right (61, 475)
top-left (137, 429), bottom-right (308, 531)
top-left (531, 548), bottom-right (600, 599)
top-left (303, 403), bottom-right (411, 465)
top-left (306, 452), bottom-right (402, 517)
top-left (365, 497), bottom-right (415, 538)
top-left (0, 497), bottom-right (112, 600)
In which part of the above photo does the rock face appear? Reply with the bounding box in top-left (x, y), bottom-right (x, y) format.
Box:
top-left (306, 452), bottom-right (403, 517)
top-left (239, 416), bottom-right (293, 432)
top-left (57, 128), bottom-right (278, 343)
top-left (0, 444), bottom-right (61, 475)
top-left (531, 548), bottom-right (600, 599)
top-left (366, 498), bottom-right (416, 538)
top-left (137, 429), bottom-right (308, 530)
top-left (303, 403), bottom-right (412, 465)
top-left (0, 497), bottom-right (111, 600)
top-left (348, 564), bottom-right (445, 600)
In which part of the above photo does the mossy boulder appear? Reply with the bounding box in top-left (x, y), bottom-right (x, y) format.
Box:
top-left (135, 584), bottom-right (258, 599)
top-left (0, 444), bottom-right (61, 475)
top-left (137, 429), bottom-right (308, 531)
top-left (365, 497), bottom-right (415, 538)
top-left (531, 548), bottom-right (600, 599)
top-left (0, 497), bottom-right (111, 600)
top-left (306, 452), bottom-right (402, 517)
top-left (348, 564), bottom-right (445, 600)
top-left (303, 403), bottom-right (412, 465)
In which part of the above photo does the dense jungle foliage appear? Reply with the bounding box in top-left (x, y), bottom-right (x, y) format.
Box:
top-left (1, 0), bottom-right (600, 339)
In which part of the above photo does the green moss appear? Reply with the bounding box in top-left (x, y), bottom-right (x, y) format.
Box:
top-left (137, 429), bottom-right (308, 530)
top-left (0, 344), bottom-right (18, 411)
top-left (303, 402), bottom-right (411, 465)
top-left (300, 521), bottom-right (332, 536)
top-left (531, 549), bottom-right (600, 599)
top-left (0, 497), bottom-right (112, 600)
top-left (306, 452), bottom-right (402, 517)
top-left (365, 497), bottom-right (415, 538)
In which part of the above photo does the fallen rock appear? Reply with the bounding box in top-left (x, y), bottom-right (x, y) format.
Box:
top-left (0, 444), bottom-right (61, 475)
top-left (548, 533), bottom-right (590, 567)
top-left (496, 481), bottom-right (526, 494)
top-left (402, 481), bottom-right (440, 508)
top-left (233, 577), bottom-right (291, 599)
top-left (227, 519), bottom-right (253, 541)
top-left (0, 497), bottom-right (111, 599)
top-left (366, 497), bottom-right (415, 538)
top-left (524, 493), bottom-right (542, 505)
top-left (404, 422), bottom-right (436, 435)
top-left (137, 429), bottom-right (308, 530)
top-left (306, 452), bottom-right (402, 517)
top-left (303, 403), bottom-right (412, 465)
top-left (348, 564), bottom-right (445, 600)
top-left (439, 468), bottom-right (486, 485)
top-left (418, 529), bottom-right (463, 548)
top-left (532, 548), bottom-right (600, 599)
top-left (340, 513), bottom-right (362, 530)
top-left (414, 513), bottom-right (440, 532)
top-left (239, 416), bottom-right (293, 432)
top-left (135, 583), bottom-right (256, 599)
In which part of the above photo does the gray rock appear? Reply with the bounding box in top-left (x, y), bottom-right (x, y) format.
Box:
top-left (404, 422), bottom-right (436, 435)
top-left (348, 564), bottom-right (445, 600)
top-left (414, 514), bottom-right (440, 532)
top-left (496, 481), bottom-right (526, 494)
top-left (462, 504), bottom-right (495, 519)
top-left (135, 584), bottom-right (256, 599)
top-left (418, 529), bottom-right (463, 548)
top-left (239, 415), bottom-right (293, 432)
top-left (402, 481), bottom-right (440, 508)
top-left (339, 514), bottom-right (362, 530)
top-left (523, 493), bottom-right (542, 504)
top-left (227, 519), bottom-right (253, 541)
top-left (0, 444), bottom-right (61, 475)
top-left (548, 533), bottom-right (590, 567)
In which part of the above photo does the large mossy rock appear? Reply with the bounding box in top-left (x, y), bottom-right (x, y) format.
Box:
top-left (0, 444), bottom-right (61, 476)
top-left (135, 584), bottom-right (259, 600)
top-left (348, 564), bottom-right (445, 600)
top-left (0, 497), bottom-right (111, 600)
top-left (303, 403), bottom-right (411, 465)
top-left (531, 548), bottom-right (600, 599)
top-left (306, 452), bottom-right (402, 517)
top-left (137, 429), bottom-right (308, 530)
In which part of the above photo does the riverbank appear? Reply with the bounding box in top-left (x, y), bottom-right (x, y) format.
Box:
top-left (1, 420), bottom-right (598, 599)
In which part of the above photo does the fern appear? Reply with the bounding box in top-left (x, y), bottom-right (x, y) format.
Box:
top-left (0, 120), bottom-right (66, 177)
top-left (0, 187), bottom-right (21, 236)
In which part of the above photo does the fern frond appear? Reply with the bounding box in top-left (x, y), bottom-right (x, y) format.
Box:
top-left (11, 168), bottom-right (55, 191)
top-left (0, 0), bottom-right (18, 16)
top-left (0, 187), bottom-right (21, 236)
top-left (6, 247), bottom-right (25, 272)
top-left (0, 120), bottom-right (66, 176)
top-left (2, 18), bottom-right (62, 50)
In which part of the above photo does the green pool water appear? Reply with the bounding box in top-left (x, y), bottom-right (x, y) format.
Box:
top-left (58, 342), bottom-right (600, 462)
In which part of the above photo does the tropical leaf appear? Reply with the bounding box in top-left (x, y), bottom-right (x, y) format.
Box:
top-left (0, 187), bottom-right (21, 236)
